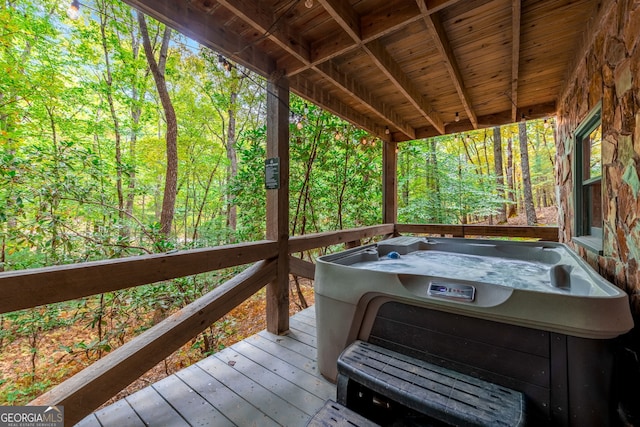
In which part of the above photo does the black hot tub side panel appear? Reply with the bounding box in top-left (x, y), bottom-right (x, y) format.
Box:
top-left (364, 301), bottom-right (615, 427)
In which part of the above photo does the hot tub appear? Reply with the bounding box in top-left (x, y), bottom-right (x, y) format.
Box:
top-left (314, 236), bottom-right (634, 426)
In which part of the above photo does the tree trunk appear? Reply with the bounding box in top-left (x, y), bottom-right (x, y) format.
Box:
top-left (461, 136), bottom-right (480, 175)
top-left (225, 87), bottom-right (238, 235)
top-left (138, 13), bottom-right (177, 237)
top-left (482, 129), bottom-right (491, 176)
top-left (401, 150), bottom-right (409, 206)
top-left (337, 137), bottom-right (351, 230)
top-left (428, 139), bottom-right (441, 221)
top-left (126, 20), bottom-right (143, 227)
top-left (506, 137), bottom-right (517, 217)
top-left (192, 157), bottom-right (221, 242)
top-left (457, 159), bottom-right (468, 224)
top-left (292, 125), bottom-right (321, 236)
top-left (518, 122), bottom-right (537, 225)
top-left (493, 127), bottom-right (507, 223)
top-left (99, 5), bottom-right (124, 219)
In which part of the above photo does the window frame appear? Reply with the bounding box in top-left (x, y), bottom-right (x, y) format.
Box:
top-left (573, 101), bottom-right (603, 254)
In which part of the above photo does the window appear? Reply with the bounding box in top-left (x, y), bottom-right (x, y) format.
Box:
top-left (574, 102), bottom-right (602, 253)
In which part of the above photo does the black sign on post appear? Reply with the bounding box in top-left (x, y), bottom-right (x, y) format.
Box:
top-left (265, 157), bottom-right (280, 189)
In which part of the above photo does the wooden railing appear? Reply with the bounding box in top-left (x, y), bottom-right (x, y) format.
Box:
top-left (0, 241), bottom-right (279, 314)
top-left (0, 223), bottom-right (558, 425)
top-left (396, 223), bottom-right (560, 241)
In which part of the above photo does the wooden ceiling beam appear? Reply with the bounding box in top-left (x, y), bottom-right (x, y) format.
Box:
top-left (317, 0), bottom-right (361, 42)
top-left (423, 0), bottom-right (465, 14)
top-left (121, 0), bottom-right (275, 76)
top-left (216, 0), bottom-right (413, 139)
top-left (315, 62), bottom-right (416, 140)
top-left (418, 1), bottom-right (478, 129)
top-left (293, 0), bottom-right (463, 76)
top-left (479, 100), bottom-right (556, 126)
top-left (304, 7), bottom-right (422, 73)
top-left (365, 39), bottom-right (445, 134)
top-left (310, 0), bottom-right (417, 139)
top-left (359, 2), bottom-right (426, 43)
top-left (289, 75), bottom-right (390, 141)
top-left (320, 0), bottom-right (445, 135)
top-left (407, 101), bottom-right (557, 142)
top-left (511, 0), bottom-right (522, 122)
top-left (217, 0), bottom-right (311, 66)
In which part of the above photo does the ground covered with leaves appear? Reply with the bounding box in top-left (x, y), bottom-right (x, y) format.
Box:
top-left (0, 278), bottom-right (315, 406)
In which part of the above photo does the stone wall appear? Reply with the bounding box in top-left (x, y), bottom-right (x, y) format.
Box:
top-left (555, 2), bottom-right (640, 420)
top-left (556, 0), bottom-right (640, 316)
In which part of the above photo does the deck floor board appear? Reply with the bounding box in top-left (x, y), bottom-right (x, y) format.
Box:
top-left (74, 414), bottom-right (100, 427)
top-left (245, 334), bottom-right (320, 374)
top-left (175, 365), bottom-right (279, 427)
top-left (126, 384), bottom-right (189, 426)
top-left (255, 330), bottom-right (317, 360)
top-left (290, 318), bottom-right (317, 337)
top-left (77, 307), bottom-right (334, 426)
top-left (152, 373), bottom-right (235, 427)
top-left (232, 340), bottom-right (335, 401)
top-left (286, 326), bottom-right (317, 348)
top-left (295, 316), bottom-right (316, 336)
top-left (94, 398), bottom-right (145, 427)
top-left (212, 347), bottom-right (325, 416)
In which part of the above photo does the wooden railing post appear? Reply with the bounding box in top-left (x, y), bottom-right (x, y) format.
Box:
top-left (266, 72), bottom-right (290, 334)
top-left (383, 138), bottom-right (398, 225)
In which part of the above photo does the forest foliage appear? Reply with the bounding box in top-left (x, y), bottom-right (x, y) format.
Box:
top-left (0, 0), bottom-right (556, 404)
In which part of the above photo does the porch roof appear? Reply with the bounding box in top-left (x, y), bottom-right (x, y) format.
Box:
top-left (122, 0), bottom-right (603, 141)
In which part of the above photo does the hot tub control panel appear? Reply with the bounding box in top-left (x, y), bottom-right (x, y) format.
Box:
top-left (428, 281), bottom-right (476, 302)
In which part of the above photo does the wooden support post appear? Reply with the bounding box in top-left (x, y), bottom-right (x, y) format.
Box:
top-left (383, 139), bottom-right (398, 226)
top-left (266, 73), bottom-right (290, 335)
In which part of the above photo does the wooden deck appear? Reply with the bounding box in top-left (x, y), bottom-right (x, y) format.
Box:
top-left (75, 307), bottom-right (335, 426)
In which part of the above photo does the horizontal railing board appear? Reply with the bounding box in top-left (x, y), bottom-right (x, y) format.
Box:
top-left (0, 240), bottom-right (278, 314)
top-left (396, 224), bottom-right (559, 241)
top-left (1, 224), bottom-right (552, 316)
top-left (30, 259), bottom-right (277, 426)
top-left (289, 256), bottom-right (316, 279)
top-left (288, 224), bottom-right (394, 253)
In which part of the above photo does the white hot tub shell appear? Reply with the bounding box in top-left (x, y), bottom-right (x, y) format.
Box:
top-left (314, 236), bottom-right (634, 426)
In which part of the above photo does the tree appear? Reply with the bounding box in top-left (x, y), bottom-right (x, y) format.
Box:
top-left (506, 136), bottom-right (517, 217)
top-left (397, 136), bottom-right (505, 224)
top-left (120, 6), bottom-right (149, 235)
top-left (518, 121), bottom-right (537, 225)
top-left (138, 12), bottom-right (177, 238)
top-left (98, 0), bottom-right (125, 221)
top-left (492, 126), bottom-right (507, 223)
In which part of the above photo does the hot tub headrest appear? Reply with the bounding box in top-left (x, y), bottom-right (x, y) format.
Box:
top-left (550, 264), bottom-right (573, 289)
top-left (377, 236), bottom-right (427, 255)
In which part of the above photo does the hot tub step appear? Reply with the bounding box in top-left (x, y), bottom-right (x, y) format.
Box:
top-left (307, 400), bottom-right (380, 427)
top-left (337, 340), bottom-right (526, 426)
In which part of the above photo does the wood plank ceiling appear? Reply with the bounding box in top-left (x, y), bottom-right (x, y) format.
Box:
top-left (121, 0), bottom-right (603, 142)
